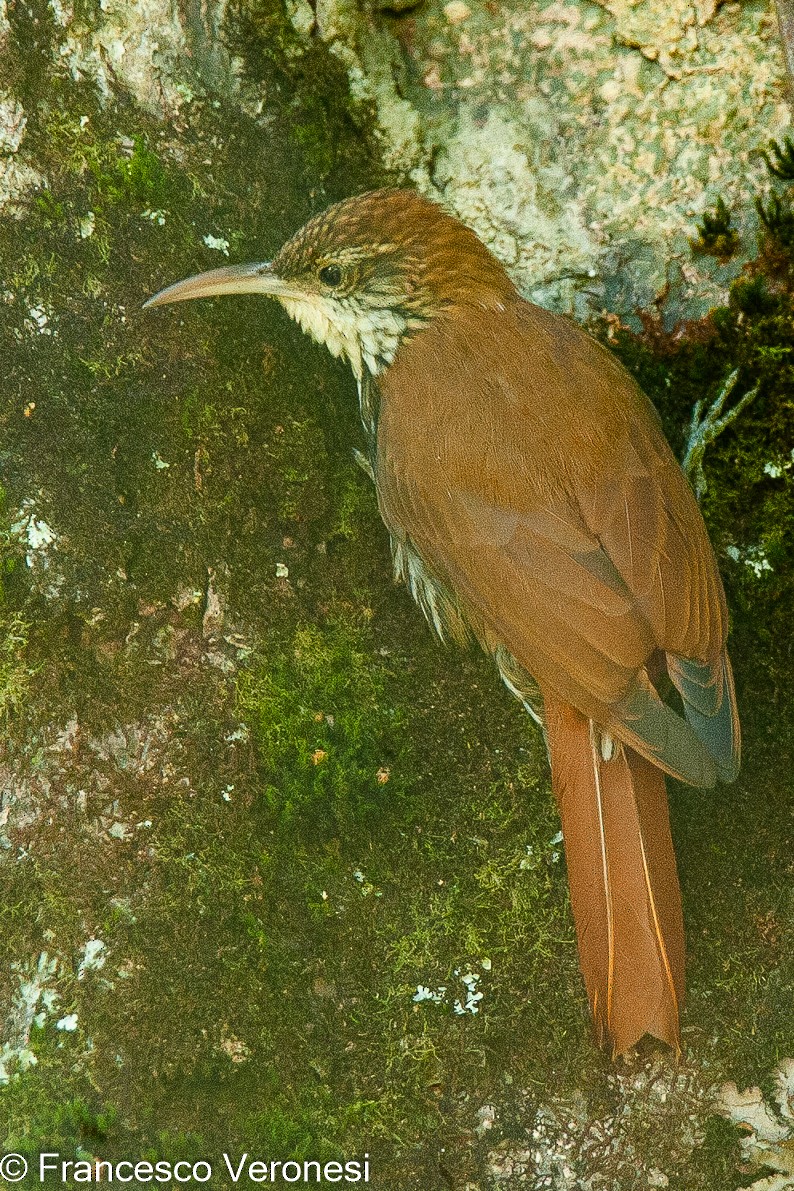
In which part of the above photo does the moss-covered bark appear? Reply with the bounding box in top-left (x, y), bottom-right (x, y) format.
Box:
top-left (0, 3), bottom-right (792, 1189)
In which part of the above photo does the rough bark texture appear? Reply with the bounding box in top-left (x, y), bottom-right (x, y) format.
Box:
top-left (298, 0), bottom-right (790, 321)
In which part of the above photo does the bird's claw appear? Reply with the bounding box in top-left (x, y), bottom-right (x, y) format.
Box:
top-left (682, 368), bottom-right (760, 501)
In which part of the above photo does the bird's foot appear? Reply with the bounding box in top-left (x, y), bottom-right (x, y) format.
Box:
top-left (682, 368), bottom-right (760, 501)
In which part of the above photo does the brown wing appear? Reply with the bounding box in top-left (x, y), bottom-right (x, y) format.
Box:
top-left (376, 299), bottom-right (738, 785)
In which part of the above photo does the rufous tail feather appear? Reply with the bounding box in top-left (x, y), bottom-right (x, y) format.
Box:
top-left (543, 692), bottom-right (685, 1055)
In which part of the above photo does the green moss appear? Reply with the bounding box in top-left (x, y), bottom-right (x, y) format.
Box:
top-left (3, 0), bottom-right (61, 108)
top-left (237, 611), bottom-right (409, 829)
top-left (1, 5), bottom-right (793, 1184)
top-left (0, 489), bottom-right (34, 717)
top-left (0, 611), bottom-right (33, 719)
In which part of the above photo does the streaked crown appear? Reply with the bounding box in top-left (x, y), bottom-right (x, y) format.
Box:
top-left (270, 189), bottom-right (518, 376)
top-left (145, 189), bottom-right (518, 379)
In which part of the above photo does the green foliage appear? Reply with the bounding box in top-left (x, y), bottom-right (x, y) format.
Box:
top-left (142, 1131), bottom-right (207, 1166)
top-left (760, 135), bottom-right (794, 180)
top-left (691, 195), bottom-right (738, 258)
top-left (755, 191), bottom-right (794, 248)
top-left (2, 1057), bottom-right (120, 1171)
top-left (112, 136), bottom-right (171, 206)
top-left (752, 138), bottom-right (794, 255)
top-left (726, 274), bottom-right (778, 317)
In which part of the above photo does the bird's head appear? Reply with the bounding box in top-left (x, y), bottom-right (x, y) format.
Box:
top-left (145, 189), bottom-right (517, 378)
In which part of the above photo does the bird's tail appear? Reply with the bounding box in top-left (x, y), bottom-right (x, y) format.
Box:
top-left (543, 692), bottom-right (685, 1056)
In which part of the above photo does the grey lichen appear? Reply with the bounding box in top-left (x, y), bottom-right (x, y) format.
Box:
top-left (0, 95), bottom-right (45, 213)
top-left (718, 1062), bottom-right (794, 1190)
top-left (303, 0), bottom-right (790, 322)
top-left (47, 0), bottom-right (234, 115)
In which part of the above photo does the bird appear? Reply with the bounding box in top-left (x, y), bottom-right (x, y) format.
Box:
top-left (145, 188), bottom-right (740, 1056)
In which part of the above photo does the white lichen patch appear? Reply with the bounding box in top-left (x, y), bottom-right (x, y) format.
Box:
top-left (78, 210), bottom-right (95, 238)
top-left (25, 304), bottom-right (55, 335)
top-left (23, 512), bottom-right (55, 552)
top-left (77, 938), bottom-right (107, 979)
top-left (203, 232), bottom-right (231, 255)
top-left (718, 1060), bottom-right (794, 1190)
top-left (430, 108), bottom-right (601, 312)
top-left (0, 95), bottom-right (28, 153)
top-left (763, 450), bottom-right (794, 479)
top-left (287, 0), bottom-right (316, 38)
top-left (0, 953), bottom-right (60, 1084)
top-left (453, 970), bottom-right (484, 1015)
top-left (726, 543), bottom-right (774, 578)
top-left (413, 964), bottom-right (490, 1015)
top-left (476, 1102), bottom-right (498, 1137)
top-left (11, 500), bottom-right (59, 572)
top-left (0, 940), bottom-right (112, 1081)
top-left (413, 984), bottom-right (447, 1004)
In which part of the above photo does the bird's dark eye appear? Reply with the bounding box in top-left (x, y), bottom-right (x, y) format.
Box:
top-left (319, 264), bottom-right (342, 287)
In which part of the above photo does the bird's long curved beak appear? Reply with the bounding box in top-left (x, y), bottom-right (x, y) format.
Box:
top-left (144, 262), bottom-right (298, 309)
